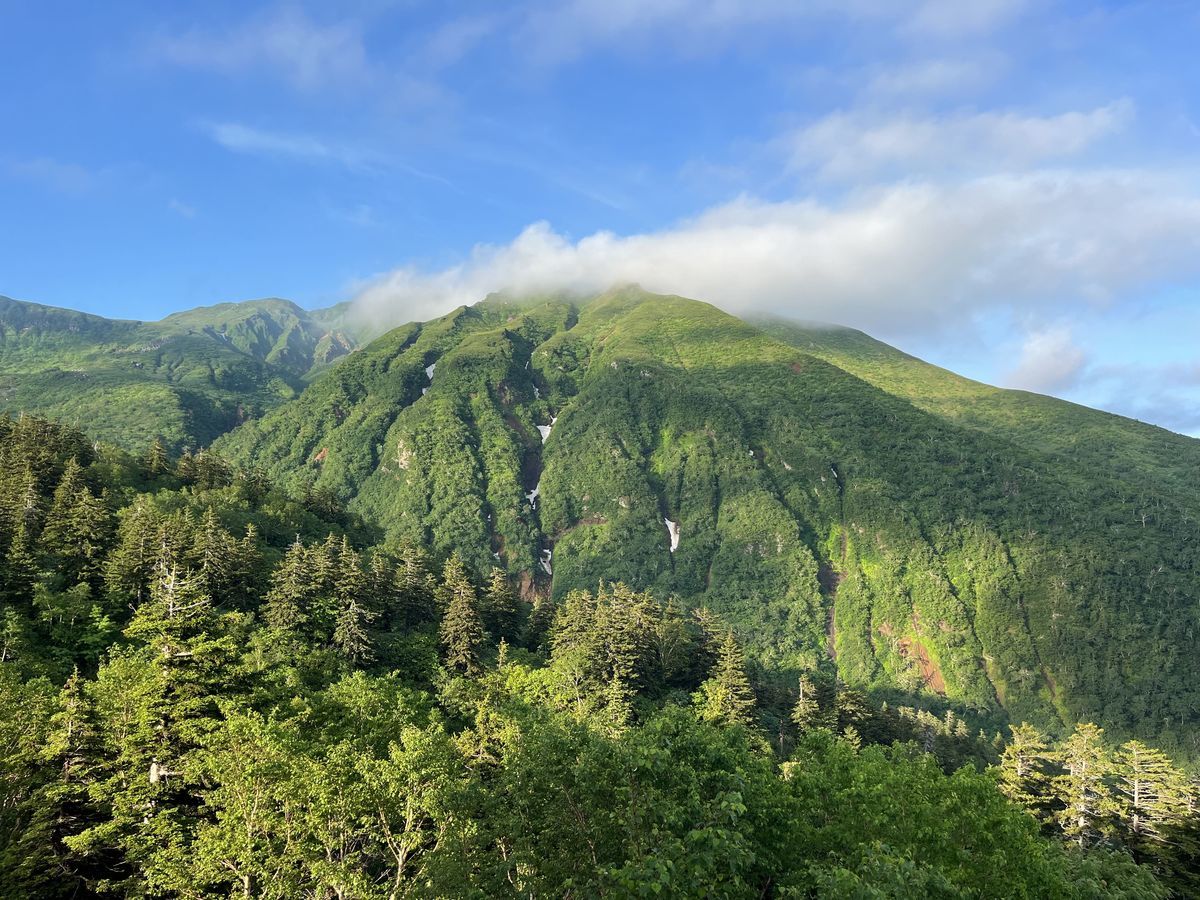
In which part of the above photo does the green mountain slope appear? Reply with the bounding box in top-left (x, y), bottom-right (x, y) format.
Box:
top-left (0, 295), bottom-right (355, 450)
top-left (217, 288), bottom-right (1200, 756)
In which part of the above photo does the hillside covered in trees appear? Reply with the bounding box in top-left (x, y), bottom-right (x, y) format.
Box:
top-left (5, 285), bottom-right (1200, 894)
top-left (0, 295), bottom-right (359, 451)
top-left (215, 288), bottom-right (1200, 762)
top-left (1, 414), bottom-right (1196, 897)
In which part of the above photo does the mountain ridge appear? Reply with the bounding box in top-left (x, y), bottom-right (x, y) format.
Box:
top-left (4, 286), bottom-right (1198, 755)
top-left (0, 293), bottom-right (358, 450)
top-left (215, 287), bottom-right (1200, 756)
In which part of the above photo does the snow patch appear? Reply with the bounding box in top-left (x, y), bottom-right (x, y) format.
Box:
top-left (537, 416), bottom-right (557, 444)
top-left (421, 387), bottom-right (428, 396)
top-left (540, 548), bottom-right (553, 576)
top-left (425, 363), bottom-right (436, 381)
top-left (664, 518), bottom-right (680, 553)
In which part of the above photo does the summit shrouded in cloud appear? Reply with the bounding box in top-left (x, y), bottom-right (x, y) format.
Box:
top-left (3, 0), bottom-right (1200, 430)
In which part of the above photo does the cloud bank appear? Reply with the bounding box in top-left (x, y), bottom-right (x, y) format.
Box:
top-left (351, 168), bottom-right (1200, 336)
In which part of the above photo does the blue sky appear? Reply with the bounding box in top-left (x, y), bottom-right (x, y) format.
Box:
top-left (3, 1), bottom-right (1200, 431)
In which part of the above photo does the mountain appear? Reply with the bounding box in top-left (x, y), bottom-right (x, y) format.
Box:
top-left (0, 295), bottom-right (356, 450)
top-left (215, 287), bottom-right (1200, 756)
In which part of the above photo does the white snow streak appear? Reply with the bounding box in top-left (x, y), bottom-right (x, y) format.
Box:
top-left (664, 518), bottom-right (680, 553)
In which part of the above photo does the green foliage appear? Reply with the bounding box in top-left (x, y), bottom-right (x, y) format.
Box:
top-left (213, 288), bottom-right (1200, 761)
top-left (0, 295), bottom-right (356, 450)
top-left (0, 412), bottom-right (1180, 897)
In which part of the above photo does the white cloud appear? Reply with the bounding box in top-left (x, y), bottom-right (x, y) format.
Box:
top-left (150, 8), bottom-right (370, 90)
top-left (3, 157), bottom-right (103, 193)
top-left (205, 122), bottom-right (373, 169)
top-left (1004, 327), bottom-right (1087, 392)
top-left (516, 0), bottom-right (1028, 62)
top-left (203, 121), bottom-right (456, 187)
top-left (349, 168), bottom-right (1200, 335)
top-left (168, 198), bottom-right (196, 219)
top-left (787, 101), bottom-right (1133, 180)
top-left (865, 56), bottom-right (1004, 99)
top-left (903, 0), bottom-right (1028, 38)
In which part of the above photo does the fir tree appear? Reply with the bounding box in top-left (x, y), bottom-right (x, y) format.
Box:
top-left (189, 507), bottom-right (233, 598)
top-left (998, 723), bottom-right (1053, 820)
top-left (1113, 740), bottom-right (1192, 856)
top-left (175, 449), bottom-right (197, 484)
top-left (331, 537), bottom-right (375, 663)
top-left (103, 497), bottom-right (159, 606)
top-left (142, 438), bottom-right (171, 478)
top-left (834, 682), bottom-right (870, 737)
top-left (1052, 722), bottom-right (1119, 848)
top-left (438, 554), bottom-right (485, 676)
top-left (524, 593), bottom-right (557, 652)
top-left (11, 668), bottom-right (100, 894)
top-left (393, 543), bottom-right (434, 629)
top-left (482, 567), bottom-right (521, 644)
top-left (696, 630), bottom-right (756, 727)
top-left (3, 518), bottom-right (39, 605)
top-left (263, 538), bottom-right (311, 633)
top-left (791, 674), bottom-right (822, 734)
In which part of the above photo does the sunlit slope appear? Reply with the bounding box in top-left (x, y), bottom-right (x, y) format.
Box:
top-left (758, 317), bottom-right (1200, 500)
top-left (218, 288), bottom-right (1200, 753)
top-left (0, 295), bottom-right (354, 449)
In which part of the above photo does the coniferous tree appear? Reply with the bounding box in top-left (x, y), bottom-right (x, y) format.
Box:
top-left (226, 524), bottom-right (264, 609)
top-left (43, 457), bottom-right (85, 533)
top-left (174, 449), bottom-right (197, 484)
top-left (393, 543), bottom-right (435, 629)
top-left (482, 567), bottom-right (521, 644)
top-left (998, 723), bottom-right (1053, 820)
top-left (263, 538), bottom-right (311, 633)
top-left (11, 668), bottom-right (100, 894)
top-left (1113, 740), bottom-right (1192, 858)
top-left (189, 507), bottom-right (233, 598)
top-left (696, 630), bottom-right (756, 727)
top-left (141, 438), bottom-right (170, 478)
top-left (525, 592), bottom-right (557, 651)
top-left (791, 674), bottom-right (822, 734)
top-left (331, 537), bottom-right (375, 663)
top-left (3, 518), bottom-right (39, 606)
top-left (438, 554), bottom-right (485, 676)
top-left (834, 682), bottom-right (870, 738)
top-left (1052, 723), bottom-right (1119, 848)
top-left (103, 497), bottom-right (159, 606)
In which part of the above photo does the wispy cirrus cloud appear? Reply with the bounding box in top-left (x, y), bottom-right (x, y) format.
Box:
top-left (148, 8), bottom-right (370, 90)
top-left (202, 121), bottom-right (455, 188)
top-left (785, 101), bottom-right (1133, 181)
top-left (515, 0), bottom-right (1029, 63)
top-left (2, 156), bottom-right (108, 193)
top-left (204, 122), bottom-right (376, 169)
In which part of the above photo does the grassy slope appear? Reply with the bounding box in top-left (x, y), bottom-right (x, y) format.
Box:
top-left (0, 295), bottom-right (355, 450)
top-left (218, 288), bottom-right (1200, 755)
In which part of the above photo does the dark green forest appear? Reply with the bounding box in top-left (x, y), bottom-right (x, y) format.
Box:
top-left (1, 414), bottom-right (1196, 897)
